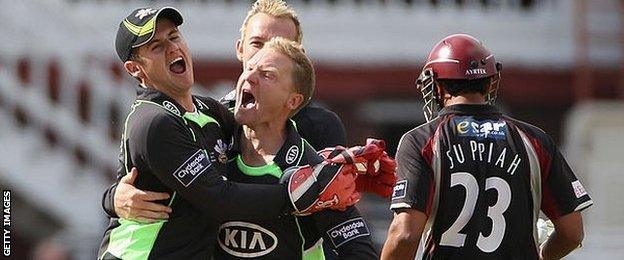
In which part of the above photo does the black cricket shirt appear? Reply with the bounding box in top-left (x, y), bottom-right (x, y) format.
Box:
top-left (98, 86), bottom-right (290, 260)
top-left (390, 104), bottom-right (593, 260)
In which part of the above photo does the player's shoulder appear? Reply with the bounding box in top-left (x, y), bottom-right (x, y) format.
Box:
top-left (296, 103), bottom-right (343, 125)
top-left (131, 99), bottom-right (181, 125)
top-left (400, 117), bottom-right (445, 147)
top-left (503, 116), bottom-right (554, 146)
top-left (125, 101), bottom-right (185, 143)
top-left (195, 95), bottom-right (225, 111)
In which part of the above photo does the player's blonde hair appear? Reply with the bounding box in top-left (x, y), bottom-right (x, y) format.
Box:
top-left (240, 0), bottom-right (303, 44)
top-left (264, 37), bottom-right (314, 116)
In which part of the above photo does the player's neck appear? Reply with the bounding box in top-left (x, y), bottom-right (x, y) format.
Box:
top-left (144, 81), bottom-right (194, 112)
top-left (444, 93), bottom-right (487, 106)
top-left (240, 121), bottom-right (288, 166)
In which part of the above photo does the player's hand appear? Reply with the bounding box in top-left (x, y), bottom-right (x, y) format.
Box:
top-left (319, 139), bottom-right (398, 197)
top-left (281, 161), bottom-right (361, 216)
top-left (114, 167), bottom-right (172, 223)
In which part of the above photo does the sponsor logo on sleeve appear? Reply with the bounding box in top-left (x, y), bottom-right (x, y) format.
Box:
top-left (217, 221), bottom-right (278, 258)
top-left (326, 217), bottom-right (371, 248)
top-left (571, 180), bottom-right (588, 198)
top-left (392, 180), bottom-right (408, 200)
top-left (454, 117), bottom-right (507, 140)
top-left (173, 150), bottom-right (211, 187)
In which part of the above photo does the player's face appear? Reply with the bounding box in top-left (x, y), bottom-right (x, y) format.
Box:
top-left (133, 18), bottom-right (194, 93)
top-left (236, 13), bottom-right (298, 68)
top-left (234, 48), bottom-right (302, 127)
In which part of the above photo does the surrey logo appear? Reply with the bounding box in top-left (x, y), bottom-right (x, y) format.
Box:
top-left (135, 8), bottom-right (157, 20)
top-left (162, 101), bottom-right (181, 117)
top-left (214, 139), bottom-right (230, 163)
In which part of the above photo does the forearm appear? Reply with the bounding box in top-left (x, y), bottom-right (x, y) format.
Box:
top-left (540, 230), bottom-right (582, 260)
top-left (380, 232), bottom-right (419, 260)
top-left (199, 180), bottom-right (289, 221)
top-left (381, 209), bottom-right (426, 260)
top-left (101, 183), bottom-right (119, 218)
top-left (334, 240), bottom-right (377, 260)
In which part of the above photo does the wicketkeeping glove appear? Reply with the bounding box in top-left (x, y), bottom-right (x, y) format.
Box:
top-left (318, 139), bottom-right (397, 197)
top-left (281, 161), bottom-right (361, 216)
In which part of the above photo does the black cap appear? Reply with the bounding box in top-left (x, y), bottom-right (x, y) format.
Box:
top-left (115, 6), bottom-right (184, 62)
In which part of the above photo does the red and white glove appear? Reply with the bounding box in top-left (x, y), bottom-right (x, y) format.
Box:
top-left (281, 161), bottom-right (361, 216)
top-left (318, 139), bottom-right (397, 197)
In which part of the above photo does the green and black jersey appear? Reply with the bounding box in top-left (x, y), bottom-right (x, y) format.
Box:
top-left (213, 121), bottom-right (377, 260)
top-left (98, 87), bottom-right (290, 260)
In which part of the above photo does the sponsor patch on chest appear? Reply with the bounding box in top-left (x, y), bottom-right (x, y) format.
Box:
top-left (326, 217), bottom-right (370, 248)
top-left (217, 221), bottom-right (278, 258)
top-left (173, 150), bottom-right (211, 187)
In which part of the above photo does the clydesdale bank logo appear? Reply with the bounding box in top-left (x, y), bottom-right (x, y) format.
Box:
top-left (218, 221), bottom-right (278, 258)
top-left (173, 150), bottom-right (211, 187)
top-left (327, 217), bottom-right (370, 247)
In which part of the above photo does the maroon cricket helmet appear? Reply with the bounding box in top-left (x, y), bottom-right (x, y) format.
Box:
top-left (416, 34), bottom-right (502, 122)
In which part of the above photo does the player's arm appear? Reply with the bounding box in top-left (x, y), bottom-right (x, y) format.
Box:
top-left (381, 209), bottom-right (427, 260)
top-left (312, 206), bottom-right (377, 259)
top-left (139, 113), bottom-right (361, 220)
top-left (537, 134), bottom-right (593, 259)
top-left (540, 211), bottom-right (584, 260)
top-left (381, 132), bottom-right (434, 259)
top-left (315, 108), bottom-right (347, 148)
top-left (101, 137), bottom-right (173, 222)
top-left (101, 149), bottom-right (126, 218)
top-left (138, 113), bottom-right (289, 221)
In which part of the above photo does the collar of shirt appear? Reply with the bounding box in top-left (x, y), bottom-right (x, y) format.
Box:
top-left (135, 85), bottom-right (211, 119)
top-left (438, 104), bottom-right (501, 117)
top-left (230, 119), bottom-right (306, 169)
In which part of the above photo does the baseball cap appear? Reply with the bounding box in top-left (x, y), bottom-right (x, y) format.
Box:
top-left (115, 6), bottom-right (184, 62)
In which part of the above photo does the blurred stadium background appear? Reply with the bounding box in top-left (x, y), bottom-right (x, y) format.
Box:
top-left (0, 0), bottom-right (623, 259)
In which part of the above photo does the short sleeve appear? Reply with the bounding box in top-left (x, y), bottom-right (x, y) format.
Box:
top-left (540, 146), bottom-right (593, 220)
top-left (390, 132), bottom-right (434, 215)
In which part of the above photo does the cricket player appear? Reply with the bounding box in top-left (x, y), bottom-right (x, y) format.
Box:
top-left (381, 34), bottom-right (592, 260)
top-left (212, 37), bottom-right (382, 259)
top-left (97, 7), bottom-right (391, 259)
top-left (103, 0), bottom-right (354, 224)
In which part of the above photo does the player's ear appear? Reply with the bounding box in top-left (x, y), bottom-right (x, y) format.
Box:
top-left (287, 92), bottom-right (304, 111)
top-left (235, 39), bottom-right (244, 64)
top-left (124, 60), bottom-right (144, 80)
top-left (435, 83), bottom-right (447, 98)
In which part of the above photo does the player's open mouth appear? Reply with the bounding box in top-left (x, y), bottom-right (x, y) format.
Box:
top-left (241, 89), bottom-right (256, 109)
top-left (169, 57), bottom-right (186, 74)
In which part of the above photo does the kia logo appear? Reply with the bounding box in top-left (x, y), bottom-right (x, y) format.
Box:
top-left (218, 221), bottom-right (278, 258)
top-left (285, 145), bottom-right (299, 164)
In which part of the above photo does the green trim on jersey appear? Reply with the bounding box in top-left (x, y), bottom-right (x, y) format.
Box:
top-left (106, 100), bottom-right (181, 259)
top-left (295, 218), bottom-right (325, 260)
top-left (302, 239), bottom-right (325, 260)
top-left (183, 110), bottom-right (220, 128)
top-left (106, 219), bottom-right (165, 259)
top-left (235, 155), bottom-right (283, 179)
